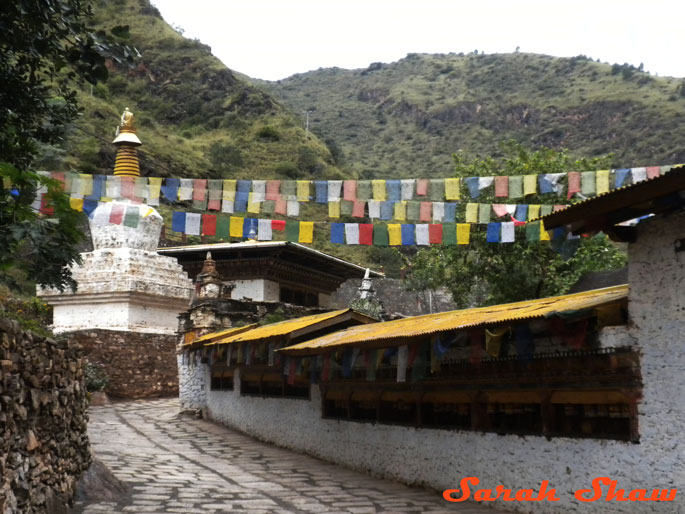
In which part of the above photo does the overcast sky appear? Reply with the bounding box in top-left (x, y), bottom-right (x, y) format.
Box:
top-left (152, 0), bottom-right (685, 81)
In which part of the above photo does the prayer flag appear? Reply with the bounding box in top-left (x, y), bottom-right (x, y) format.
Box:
top-left (501, 221), bottom-right (515, 243)
top-left (192, 179), bottom-right (207, 201)
top-left (266, 180), bottom-right (280, 201)
top-left (419, 202), bottom-right (432, 221)
top-left (415, 224), bottom-right (429, 245)
top-left (148, 177), bottom-right (162, 206)
top-left (465, 177), bottom-right (480, 198)
top-left (540, 205), bottom-right (553, 217)
top-left (222, 179), bottom-right (236, 200)
top-left (380, 201), bottom-right (394, 220)
top-left (343, 180), bottom-right (356, 201)
top-left (401, 179), bottom-right (415, 200)
top-left (243, 218), bottom-right (258, 239)
top-left (486, 222), bottom-right (500, 242)
top-left (286, 200), bottom-right (299, 217)
top-left (221, 200), bottom-right (234, 213)
top-left (373, 225), bottom-right (389, 246)
top-left (297, 180), bottom-right (310, 201)
top-left (525, 221), bottom-right (540, 241)
top-left (457, 223), bottom-right (470, 245)
top-left (271, 219), bottom-right (286, 231)
top-left (299, 221), bottom-right (314, 243)
top-left (357, 180), bottom-right (372, 200)
top-left (171, 211), bottom-right (185, 232)
top-left (394, 200), bottom-right (407, 221)
top-left (368, 200), bottom-right (381, 219)
top-left (261, 200), bottom-right (274, 214)
top-left (250, 180), bottom-right (265, 202)
top-left (443, 202), bottom-right (457, 222)
top-left (567, 172), bottom-right (581, 199)
top-left (82, 200), bottom-right (98, 218)
top-left (315, 180), bottom-right (328, 203)
top-left (388, 224), bottom-right (402, 245)
top-left (109, 203), bottom-right (125, 224)
top-left (234, 191), bottom-right (248, 212)
top-left (528, 204), bottom-right (541, 221)
top-left (281, 180), bottom-right (296, 200)
top-left (331, 223), bottom-right (344, 244)
top-left (386, 180), bottom-right (401, 201)
top-left (428, 224), bottom-right (442, 244)
top-left (185, 213), bottom-right (201, 235)
top-left (285, 220), bottom-right (299, 242)
top-left (201, 214), bottom-right (217, 236)
top-left (646, 166), bottom-right (660, 179)
top-left (442, 223), bottom-right (456, 245)
top-left (359, 224), bottom-right (373, 245)
top-left (247, 193), bottom-right (261, 213)
top-left (492, 204), bottom-right (509, 218)
top-left (631, 167), bottom-right (647, 183)
top-left (372, 180), bottom-right (387, 201)
top-left (274, 197), bottom-right (287, 215)
top-left (444, 178), bottom-right (460, 200)
top-left (523, 174), bottom-right (537, 196)
top-left (465, 203), bottom-right (478, 223)
top-left (327, 180), bottom-right (342, 201)
top-left (91, 202), bottom-right (111, 225)
top-left (345, 223), bottom-right (359, 244)
top-left (494, 176), bottom-right (508, 197)
top-left (352, 200), bottom-right (366, 218)
top-left (614, 168), bottom-right (630, 189)
top-left (401, 224), bottom-right (415, 245)
top-left (328, 201), bottom-right (341, 219)
top-left (160, 178), bottom-right (179, 202)
top-left (514, 204), bottom-right (528, 222)
top-left (406, 201), bottom-right (420, 221)
top-left (216, 215), bottom-right (230, 238)
top-left (416, 179), bottom-right (428, 196)
top-left (78, 174), bottom-right (93, 196)
top-left (596, 169), bottom-right (610, 194)
top-left (540, 221), bottom-right (551, 241)
top-left (237, 179), bottom-right (251, 193)
top-left (257, 219), bottom-right (272, 240)
top-left (432, 202), bottom-right (445, 222)
top-left (429, 179), bottom-right (445, 201)
top-left (581, 171), bottom-right (596, 195)
top-left (178, 178), bottom-right (193, 200)
top-left (229, 216), bottom-right (244, 238)
top-left (508, 175), bottom-right (523, 199)
top-left (69, 197), bottom-right (84, 212)
top-left (478, 203), bottom-right (491, 224)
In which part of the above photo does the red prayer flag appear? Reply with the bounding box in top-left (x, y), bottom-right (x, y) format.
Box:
top-left (193, 179), bottom-right (207, 201)
top-left (39, 194), bottom-right (54, 215)
top-left (202, 214), bottom-right (217, 236)
top-left (51, 172), bottom-right (66, 190)
top-left (419, 202), bottom-right (432, 221)
top-left (494, 176), bottom-right (509, 197)
top-left (109, 203), bottom-right (125, 224)
top-left (274, 197), bottom-right (286, 214)
top-left (553, 204), bottom-right (566, 212)
top-left (359, 224), bottom-right (373, 245)
top-left (207, 199), bottom-right (221, 211)
top-left (567, 172), bottom-right (581, 199)
top-left (120, 177), bottom-right (134, 198)
top-left (416, 179), bottom-right (429, 196)
top-left (266, 180), bottom-right (281, 201)
top-left (428, 224), bottom-right (443, 244)
top-left (646, 166), bottom-right (660, 179)
top-left (271, 220), bottom-right (286, 231)
top-left (352, 200), bottom-right (366, 218)
top-left (343, 180), bottom-right (357, 201)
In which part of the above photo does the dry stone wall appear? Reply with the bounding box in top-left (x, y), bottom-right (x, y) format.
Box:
top-left (69, 329), bottom-right (178, 399)
top-left (0, 317), bottom-right (90, 514)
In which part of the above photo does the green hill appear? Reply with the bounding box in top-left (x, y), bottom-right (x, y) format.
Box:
top-left (257, 52), bottom-right (685, 178)
top-left (34, 0), bottom-right (342, 181)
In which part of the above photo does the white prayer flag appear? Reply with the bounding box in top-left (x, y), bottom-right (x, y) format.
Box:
top-left (257, 219), bottom-right (272, 240)
top-left (286, 200), bottom-right (300, 217)
top-left (327, 180), bottom-right (343, 201)
top-left (631, 167), bottom-right (647, 183)
top-left (105, 176), bottom-right (121, 198)
top-left (478, 176), bottom-right (494, 190)
top-left (400, 179), bottom-right (415, 200)
top-left (368, 200), bottom-right (381, 219)
top-left (221, 200), bottom-right (234, 213)
top-left (432, 202), bottom-right (445, 222)
top-left (416, 224), bottom-right (430, 245)
top-left (185, 213), bottom-right (201, 235)
top-left (92, 202), bottom-right (112, 226)
top-left (178, 179), bottom-right (193, 201)
top-left (345, 223), bottom-right (359, 244)
top-left (501, 221), bottom-right (515, 243)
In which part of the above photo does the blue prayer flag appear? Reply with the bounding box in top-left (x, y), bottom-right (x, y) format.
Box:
top-left (330, 223), bottom-right (344, 244)
top-left (443, 202), bottom-right (457, 222)
top-left (615, 168), bottom-right (630, 188)
top-left (243, 217), bottom-right (258, 238)
top-left (538, 175), bottom-right (554, 194)
top-left (83, 200), bottom-right (99, 218)
top-left (386, 180), bottom-right (401, 201)
top-left (514, 204), bottom-right (528, 222)
top-left (401, 224), bottom-right (415, 245)
top-left (161, 178), bottom-right (179, 202)
top-left (486, 222), bottom-right (501, 242)
top-left (465, 177), bottom-right (480, 198)
top-left (234, 191), bottom-right (248, 212)
top-left (236, 180), bottom-right (251, 193)
top-left (380, 201), bottom-right (394, 220)
top-left (86, 175), bottom-right (105, 201)
top-left (315, 181), bottom-right (328, 203)
top-left (171, 211), bottom-right (185, 232)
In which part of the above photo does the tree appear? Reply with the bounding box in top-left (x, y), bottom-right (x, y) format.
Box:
top-left (405, 142), bottom-right (627, 308)
top-left (0, 1), bottom-right (134, 290)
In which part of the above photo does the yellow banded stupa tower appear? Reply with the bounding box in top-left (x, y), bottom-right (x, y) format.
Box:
top-left (112, 107), bottom-right (142, 177)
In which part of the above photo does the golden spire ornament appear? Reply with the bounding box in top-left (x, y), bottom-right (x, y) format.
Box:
top-left (112, 107), bottom-right (142, 177)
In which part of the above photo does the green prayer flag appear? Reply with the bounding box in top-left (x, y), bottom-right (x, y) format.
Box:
top-left (134, 177), bottom-right (147, 199)
top-left (526, 221), bottom-right (541, 241)
top-left (540, 204), bottom-right (553, 217)
top-left (478, 203), bottom-right (491, 224)
top-left (508, 175), bottom-right (523, 198)
top-left (192, 199), bottom-right (207, 210)
top-left (285, 220), bottom-right (300, 242)
top-left (341, 200), bottom-right (353, 216)
top-left (373, 225), bottom-right (389, 246)
top-left (65, 172), bottom-right (78, 193)
top-left (262, 200), bottom-right (274, 214)
top-left (357, 180), bottom-right (372, 201)
top-left (123, 205), bottom-right (139, 228)
top-left (442, 223), bottom-right (457, 246)
top-left (429, 179), bottom-right (445, 201)
top-left (216, 215), bottom-right (230, 238)
top-left (406, 201), bottom-right (420, 221)
top-left (581, 171), bottom-right (596, 196)
top-left (281, 180), bottom-right (296, 198)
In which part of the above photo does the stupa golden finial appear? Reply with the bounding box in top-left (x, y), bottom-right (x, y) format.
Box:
top-left (113, 107), bottom-right (142, 177)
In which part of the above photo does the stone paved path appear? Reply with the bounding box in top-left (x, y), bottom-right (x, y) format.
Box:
top-left (72, 398), bottom-right (511, 514)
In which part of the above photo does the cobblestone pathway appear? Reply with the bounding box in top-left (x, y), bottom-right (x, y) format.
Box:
top-left (72, 398), bottom-right (511, 514)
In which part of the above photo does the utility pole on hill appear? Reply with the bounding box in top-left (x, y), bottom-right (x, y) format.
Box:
top-left (302, 110), bottom-right (312, 139)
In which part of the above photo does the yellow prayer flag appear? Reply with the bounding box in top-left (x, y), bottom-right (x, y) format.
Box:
top-left (445, 178), bottom-right (460, 200)
top-left (69, 197), bottom-right (84, 212)
top-left (148, 177), bottom-right (162, 199)
top-left (229, 216), bottom-right (244, 237)
top-left (78, 174), bottom-right (93, 196)
top-left (457, 223), bottom-right (471, 245)
top-left (528, 204), bottom-right (541, 221)
top-left (523, 175), bottom-right (537, 196)
top-left (299, 221), bottom-right (314, 243)
top-left (372, 180), bottom-right (387, 201)
top-left (596, 169), bottom-right (610, 194)
top-left (141, 207), bottom-right (155, 218)
top-left (540, 220), bottom-right (551, 241)
top-left (465, 203), bottom-right (478, 224)
top-left (328, 201), bottom-right (341, 219)
top-left (222, 179), bottom-right (236, 201)
top-left (247, 192), bottom-right (261, 213)
top-left (394, 201), bottom-right (407, 221)
top-left (388, 224), bottom-right (402, 245)
top-left (297, 180), bottom-right (310, 202)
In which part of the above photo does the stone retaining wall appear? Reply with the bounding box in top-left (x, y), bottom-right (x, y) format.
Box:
top-left (69, 330), bottom-right (178, 399)
top-left (0, 317), bottom-right (90, 514)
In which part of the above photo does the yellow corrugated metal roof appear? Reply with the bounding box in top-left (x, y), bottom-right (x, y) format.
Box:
top-left (280, 285), bottom-right (628, 355)
top-left (185, 324), bottom-right (258, 346)
top-left (207, 309), bottom-right (354, 346)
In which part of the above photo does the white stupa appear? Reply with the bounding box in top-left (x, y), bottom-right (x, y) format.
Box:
top-left (38, 109), bottom-right (193, 334)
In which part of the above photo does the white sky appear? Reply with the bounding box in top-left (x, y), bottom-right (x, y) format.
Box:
top-left (152, 0), bottom-right (685, 81)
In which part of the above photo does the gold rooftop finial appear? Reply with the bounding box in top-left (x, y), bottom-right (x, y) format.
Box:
top-left (113, 107), bottom-right (142, 177)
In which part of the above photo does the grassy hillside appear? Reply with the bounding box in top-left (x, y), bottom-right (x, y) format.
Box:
top-left (34, 0), bottom-right (342, 181)
top-left (258, 52), bottom-right (685, 178)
